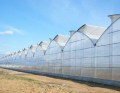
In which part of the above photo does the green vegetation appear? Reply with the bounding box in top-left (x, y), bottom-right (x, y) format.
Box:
top-left (0, 70), bottom-right (41, 85)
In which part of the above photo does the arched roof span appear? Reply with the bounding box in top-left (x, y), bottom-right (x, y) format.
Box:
top-left (53, 34), bottom-right (69, 47)
top-left (21, 48), bottom-right (28, 55)
top-left (78, 24), bottom-right (105, 44)
top-left (63, 14), bottom-right (120, 49)
top-left (38, 41), bottom-right (49, 51)
top-left (45, 34), bottom-right (69, 54)
top-left (63, 24), bottom-right (105, 50)
top-left (29, 45), bottom-right (37, 53)
top-left (95, 14), bottom-right (120, 45)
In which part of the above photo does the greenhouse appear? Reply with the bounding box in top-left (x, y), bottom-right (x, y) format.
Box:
top-left (0, 14), bottom-right (120, 86)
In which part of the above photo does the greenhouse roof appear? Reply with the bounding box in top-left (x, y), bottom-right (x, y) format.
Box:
top-left (38, 41), bottom-right (49, 50)
top-left (22, 48), bottom-right (28, 51)
top-left (78, 24), bottom-right (106, 44)
top-left (20, 48), bottom-right (28, 56)
top-left (29, 45), bottom-right (37, 52)
top-left (53, 34), bottom-right (69, 47)
top-left (108, 14), bottom-right (120, 23)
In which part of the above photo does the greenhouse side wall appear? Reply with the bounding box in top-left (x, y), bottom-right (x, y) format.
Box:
top-left (0, 16), bottom-right (120, 86)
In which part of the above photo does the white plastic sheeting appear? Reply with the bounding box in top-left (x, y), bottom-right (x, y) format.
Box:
top-left (0, 14), bottom-right (120, 86)
top-left (78, 24), bottom-right (105, 44)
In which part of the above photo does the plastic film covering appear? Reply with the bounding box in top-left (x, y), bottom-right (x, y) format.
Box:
top-left (78, 24), bottom-right (105, 44)
top-left (0, 14), bottom-right (120, 86)
top-left (96, 15), bottom-right (120, 81)
top-left (63, 31), bottom-right (95, 77)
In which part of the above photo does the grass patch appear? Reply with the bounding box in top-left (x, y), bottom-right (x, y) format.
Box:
top-left (17, 76), bottom-right (42, 85)
top-left (0, 71), bottom-right (42, 85)
top-left (0, 70), bottom-right (9, 75)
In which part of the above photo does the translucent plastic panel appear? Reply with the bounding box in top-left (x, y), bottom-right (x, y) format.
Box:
top-left (81, 68), bottom-right (94, 78)
top-left (112, 18), bottom-right (120, 32)
top-left (112, 56), bottom-right (120, 67)
top-left (112, 43), bottom-right (120, 55)
top-left (35, 47), bottom-right (44, 54)
top-left (27, 50), bottom-right (34, 58)
top-left (70, 42), bottom-right (76, 50)
top-left (83, 38), bottom-right (93, 48)
top-left (70, 51), bottom-right (76, 59)
top-left (83, 58), bottom-right (93, 67)
top-left (97, 30), bottom-right (110, 46)
top-left (95, 68), bottom-right (112, 80)
top-left (75, 67), bottom-right (81, 76)
top-left (55, 67), bottom-right (62, 74)
top-left (70, 32), bottom-right (84, 42)
top-left (76, 50), bottom-right (84, 58)
top-left (76, 58), bottom-right (82, 67)
top-left (52, 60), bottom-right (56, 66)
top-left (56, 47), bottom-right (61, 53)
top-left (96, 45), bottom-right (110, 57)
top-left (45, 49), bottom-right (50, 54)
top-left (52, 54), bottom-right (57, 60)
top-left (70, 67), bottom-right (76, 76)
top-left (84, 48), bottom-right (95, 57)
top-left (76, 40), bottom-right (83, 50)
top-left (97, 18), bottom-right (120, 46)
top-left (48, 61), bottom-right (53, 66)
top-left (49, 67), bottom-right (55, 73)
top-left (49, 41), bottom-right (58, 48)
top-left (54, 60), bottom-right (61, 66)
top-left (63, 43), bottom-right (70, 51)
top-left (45, 40), bottom-right (62, 72)
top-left (44, 55), bottom-right (49, 60)
top-left (113, 31), bottom-right (120, 43)
top-left (62, 66), bottom-right (71, 75)
top-left (56, 53), bottom-right (61, 59)
top-left (112, 68), bottom-right (120, 81)
top-left (95, 57), bottom-right (110, 67)
top-left (63, 51), bottom-right (70, 59)
top-left (62, 59), bottom-right (70, 66)
top-left (70, 59), bottom-right (76, 66)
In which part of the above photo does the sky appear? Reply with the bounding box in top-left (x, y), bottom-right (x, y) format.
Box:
top-left (0, 0), bottom-right (120, 55)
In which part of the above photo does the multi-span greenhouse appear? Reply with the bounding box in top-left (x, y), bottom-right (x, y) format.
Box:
top-left (0, 14), bottom-right (120, 86)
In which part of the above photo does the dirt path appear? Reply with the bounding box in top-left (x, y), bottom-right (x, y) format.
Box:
top-left (0, 68), bottom-right (120, 93)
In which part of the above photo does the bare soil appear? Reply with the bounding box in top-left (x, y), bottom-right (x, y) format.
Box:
top-left (0, 68), bottom-right (120, 93)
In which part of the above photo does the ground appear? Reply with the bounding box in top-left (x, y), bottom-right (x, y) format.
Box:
top-left (0, 68), bottom-right (120, 93)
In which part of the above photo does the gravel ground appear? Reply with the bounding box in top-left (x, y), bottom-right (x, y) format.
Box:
top-left (0, 68), bottom-right (120, 93)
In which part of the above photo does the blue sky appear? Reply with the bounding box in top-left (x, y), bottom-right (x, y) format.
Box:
top-left (0, 0), bottom-right (120, 55)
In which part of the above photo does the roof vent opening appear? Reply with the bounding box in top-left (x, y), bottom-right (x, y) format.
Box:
top-left (108, 14), bottom-right (120, 23)
top-left (69, 30), bottom-right (75, 36)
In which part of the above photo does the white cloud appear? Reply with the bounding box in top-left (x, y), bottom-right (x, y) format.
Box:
top-left (0, 30), bottom-right (14, 35)
top-left (0, 25), bottom-right (24, 35)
